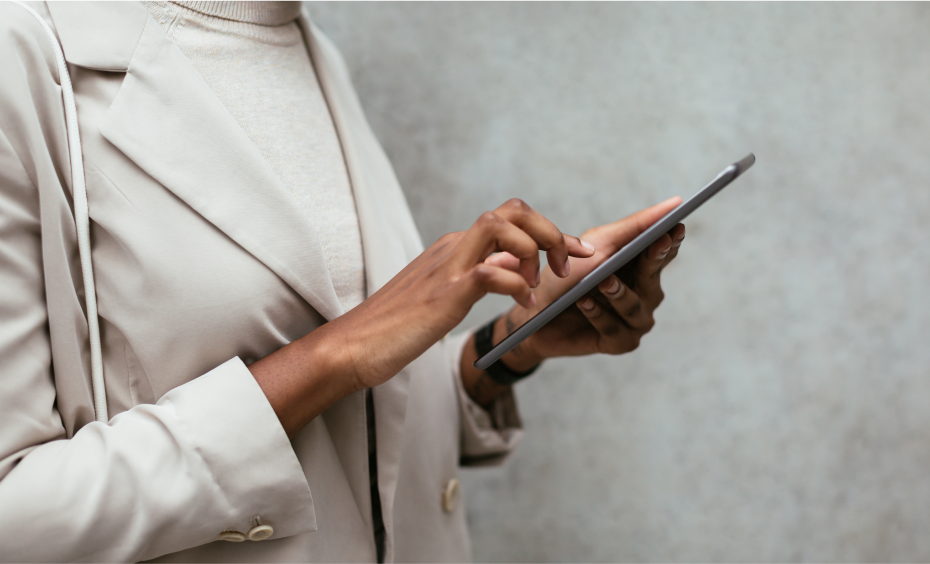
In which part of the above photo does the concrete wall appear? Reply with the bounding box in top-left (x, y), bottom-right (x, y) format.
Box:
top-left (307, 3), bottom-right (930, 561)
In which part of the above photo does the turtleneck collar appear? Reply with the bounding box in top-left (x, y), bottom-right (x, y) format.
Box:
top-left (169, 2), bottom-right (302, 26)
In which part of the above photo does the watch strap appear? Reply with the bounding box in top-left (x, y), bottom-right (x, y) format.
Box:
top-left (474, 317), bottom-right (540, 386)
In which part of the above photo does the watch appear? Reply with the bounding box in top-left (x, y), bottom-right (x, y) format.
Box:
top-left (473, 317), bottom-right (540, 386)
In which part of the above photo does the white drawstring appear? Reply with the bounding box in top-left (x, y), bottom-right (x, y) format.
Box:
top-left (16, 2), bottom-right (108, 422)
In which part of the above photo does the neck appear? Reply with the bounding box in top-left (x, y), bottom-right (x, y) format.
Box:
top-left (163, 0), bottom-right (301, 26)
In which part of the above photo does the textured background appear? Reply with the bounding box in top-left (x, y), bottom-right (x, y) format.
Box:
top-left (308, 3), bottom-right (930, 561)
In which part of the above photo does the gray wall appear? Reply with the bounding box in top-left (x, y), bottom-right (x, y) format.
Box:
top-left (307, 3), bottom-right (930, 561)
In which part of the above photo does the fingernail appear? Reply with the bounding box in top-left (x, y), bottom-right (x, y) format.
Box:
top-left (605, 277), bottom-right (620, 295)
top-left (579, 297), bottom-right (594, 311)
top-left (563, 258), bottom-right (571, 276)
top-left (581, 239), bottom-right (596, 252)
top-left (536, 269), bottom-right (541, 286)
top-left (657, 247), bottom-right (670, 260)
top-left (529, 292), bottom-right (537, 307)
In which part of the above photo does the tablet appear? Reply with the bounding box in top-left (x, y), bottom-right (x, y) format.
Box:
top-left (473, 153), bottom-right (756, 370)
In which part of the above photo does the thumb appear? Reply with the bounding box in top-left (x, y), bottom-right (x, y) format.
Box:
top-left (595, 196), bottom-right (683, 253)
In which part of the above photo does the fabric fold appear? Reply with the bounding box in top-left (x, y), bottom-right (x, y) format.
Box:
top-left (446, 331), bottom-right (525, 466)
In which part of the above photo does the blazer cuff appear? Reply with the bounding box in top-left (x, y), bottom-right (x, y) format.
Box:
top-left (148, 357), bottom-right (315, 553)
top-left (447, 331), bottom-right (524, 467)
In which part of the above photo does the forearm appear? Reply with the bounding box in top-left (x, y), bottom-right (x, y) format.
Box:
top-left (460, 308), bottom-right (543, 407)
top-left (250, 201), bottom-right (596, 435)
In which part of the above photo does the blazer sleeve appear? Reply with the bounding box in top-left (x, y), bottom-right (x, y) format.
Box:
top-left (0, 7), bottom-right (315, 562)
top-left (446, 331), bottom-right (525, 467)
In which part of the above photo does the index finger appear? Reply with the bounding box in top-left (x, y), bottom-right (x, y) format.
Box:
top-left (494, 198), bottom-right (593, 277)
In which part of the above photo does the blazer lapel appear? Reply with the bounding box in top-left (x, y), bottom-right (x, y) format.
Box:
top-left (301, 14), bottom-right (425, 562)
top-left (97, 16), bottom-right (344, 322)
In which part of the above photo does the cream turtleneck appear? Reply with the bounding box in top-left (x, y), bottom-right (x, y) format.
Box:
top-left (163, 1), bottom-right (302, 25)
top-left (143, 1), bottom-right (367, 313)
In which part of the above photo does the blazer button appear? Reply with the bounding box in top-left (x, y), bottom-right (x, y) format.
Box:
top-left (219, 531), bottom-right (246, 542)
top-left (248, 524), bottom-right (274, 541)
top-left (442, 478), bottom-right (460, 513)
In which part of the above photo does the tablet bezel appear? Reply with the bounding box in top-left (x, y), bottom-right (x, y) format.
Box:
top-left (473, 153), bottom-right (756, 370)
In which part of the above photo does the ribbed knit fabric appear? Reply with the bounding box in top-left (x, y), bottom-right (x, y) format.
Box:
top-left (170, 1), bottom-right (301, 25)
top-left (143, 1), bottom-right (367, 313)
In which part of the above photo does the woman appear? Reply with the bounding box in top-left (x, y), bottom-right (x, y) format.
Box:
top-left (0, 2), bottom-right (685, 562)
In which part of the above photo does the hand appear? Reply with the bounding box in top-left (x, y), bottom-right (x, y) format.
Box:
top-left (488, 197), bottom-right (686, 372)
top-left (249, 199), bottom-right (593, 436)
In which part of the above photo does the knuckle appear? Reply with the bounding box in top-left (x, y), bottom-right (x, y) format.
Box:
top-left (476, 211), bottom-right (501, 229)
top-left (503, 198), bottom-right (530, 215)
top-left (471, 264), bottom-right (494, 285)
top-left (438, 231), bottom-right (461, 245)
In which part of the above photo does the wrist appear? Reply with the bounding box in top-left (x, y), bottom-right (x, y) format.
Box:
top-left (311, 319), bottom-right (367, 395)
top-left (493, 309), bottom-right (544, 373)
top-left (460, 333), bottom-right (512, 407)
top-left (249, 318), bottom-right (361, 437)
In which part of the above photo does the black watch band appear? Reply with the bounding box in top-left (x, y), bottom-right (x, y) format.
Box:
top-left (474, 317), bottom-right (540, 386)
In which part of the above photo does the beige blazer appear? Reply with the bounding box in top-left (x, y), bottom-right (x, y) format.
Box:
top-left (0, 2), bottom-right (523, 562)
